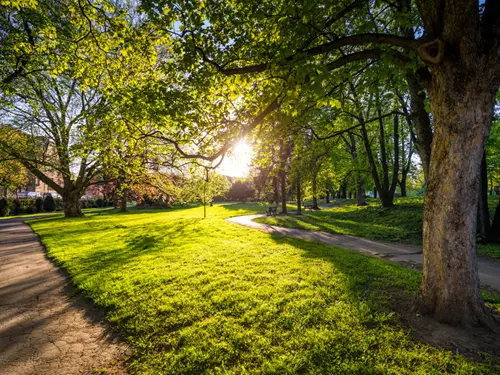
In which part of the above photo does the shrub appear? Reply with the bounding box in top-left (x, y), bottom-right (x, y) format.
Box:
top-left (35, 197), bottom-right (44, 213)
top-left (13, 199), bottom-right (22, 215)
top-left (0, 198), bottom-right (10, 217)
top-left (96, 198), bottom-right (104, 208)
top-left (26, 206), bottom-right (35, 214)
top-left (43, 195), bottom-right (56, 212)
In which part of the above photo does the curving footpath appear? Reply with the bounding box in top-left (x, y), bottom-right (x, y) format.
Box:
top-left (227, 214), bottom-right (500, 292)
top-left (0, 217), bottom-right (130, 375)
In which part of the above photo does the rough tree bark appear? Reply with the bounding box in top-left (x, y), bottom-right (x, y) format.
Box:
top-left (416, 0), bottom-right (500, 328)
top-left (62, 191), bottom-right (82, 218)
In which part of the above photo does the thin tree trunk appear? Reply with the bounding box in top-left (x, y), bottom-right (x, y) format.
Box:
top-left (279, 139), bottom-right (289, 214)
top-left (400, 177), bottom-right (407, 197)
top-left (120, 189), bottom-right (128, 213)
top-left (325, 190), bottom-right (330, 204)
top-left (399, 0), bottom-right (433, 182)
top-left (357, 182), bottom-right (366, 206)
top-left (312, 173), bottom-right (319, 209)
top-left (296, 176), bottom-right (302, 215)
top-left (280, 169), bottom-right (287, 214)
top-left (373, 187), bottom-right (377, 199)
top-left (273, 176), bottom-right (279, 205)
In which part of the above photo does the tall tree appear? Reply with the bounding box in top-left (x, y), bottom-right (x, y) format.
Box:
top-left (144, 0), bottom-right (500, 326)
top-left (0, 74), bottom-right (112, 217)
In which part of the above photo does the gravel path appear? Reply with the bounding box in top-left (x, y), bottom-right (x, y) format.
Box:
top-left (227, 214), bottom-right (500, 292)
top-left (0, 218), bottom-right (130, 375)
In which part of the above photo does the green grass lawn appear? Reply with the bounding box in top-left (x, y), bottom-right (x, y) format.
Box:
top-left (255, 197), bottom-right (500, 259)
top-left (29, 204), bottom-right (500, 374)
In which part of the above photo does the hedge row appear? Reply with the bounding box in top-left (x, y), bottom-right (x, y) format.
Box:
top-left (0, 196), bottom-right (114, 217)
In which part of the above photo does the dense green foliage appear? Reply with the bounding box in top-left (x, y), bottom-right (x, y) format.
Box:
top-left (42, 194), bottom-right (56, 212)
top-left (29, 205), bottom-right (500, 374)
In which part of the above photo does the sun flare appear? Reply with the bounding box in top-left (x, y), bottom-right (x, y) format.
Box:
top-left (217, 140), bottom-right (253, 177)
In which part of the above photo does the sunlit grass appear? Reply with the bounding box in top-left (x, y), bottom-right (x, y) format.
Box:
top-left (29, 203), bottom-right (499, 374)
top-left (256, 197), bottom-right (500, 259)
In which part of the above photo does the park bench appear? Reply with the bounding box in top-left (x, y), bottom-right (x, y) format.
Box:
top-left (303, 204), bottom-right (314, 210)
top-left (267, 206), bottom-right (278, 216)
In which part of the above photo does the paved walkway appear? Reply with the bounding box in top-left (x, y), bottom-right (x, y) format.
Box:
top-left (227, 214), bottom-right (500, 292)
top-left (0, 217), bottom-right (130, 375)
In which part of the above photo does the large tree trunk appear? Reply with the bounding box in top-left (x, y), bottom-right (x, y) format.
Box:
top-left (477, 152), bottom-right (490, 239)
top-left (62, 191), bottom-right (82, 218)
top-left (420, 70), bottom-right (498, 327)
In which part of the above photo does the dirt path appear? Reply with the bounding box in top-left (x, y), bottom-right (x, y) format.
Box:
top-left (0, 218), bottom-right (130, 375)
top-left (227, 214), bottom-right (500, 292)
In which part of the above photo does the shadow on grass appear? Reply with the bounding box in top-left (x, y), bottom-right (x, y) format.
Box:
top-left (268, 232), bottom-right (421, 306)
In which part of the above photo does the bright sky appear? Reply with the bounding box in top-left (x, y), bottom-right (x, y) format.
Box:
top-left (217, 140), bottom-right (253, 177)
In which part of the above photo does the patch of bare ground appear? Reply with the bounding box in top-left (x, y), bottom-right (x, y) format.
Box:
top-left (392, 291), bottom-right (500, 364)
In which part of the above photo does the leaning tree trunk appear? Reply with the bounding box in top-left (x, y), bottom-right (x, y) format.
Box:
top-left (420, 66), bottom-right (498, 327)
top-left (62, 191), bottom-right (83, 218)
